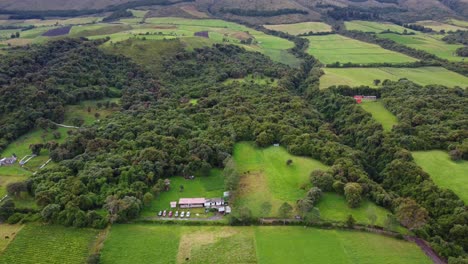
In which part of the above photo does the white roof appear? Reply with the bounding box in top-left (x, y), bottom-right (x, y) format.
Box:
top-left (179, 198), bottom-right (206, 204)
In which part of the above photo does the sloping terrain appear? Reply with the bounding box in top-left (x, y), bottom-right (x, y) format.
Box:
top-left (0, 0), bottom-right (133, 10)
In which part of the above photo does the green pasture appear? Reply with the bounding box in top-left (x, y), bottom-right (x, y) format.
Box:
top-left (378, 33), bottom-right (464, 61)
top-left (0, 224), bottom-right (98, 264)
top-left (232, 142), bottom-right (396, 227)
top-left (345, 20), bottom-right (414, 34)
top-left (305, 34), bottom-right (418, 64)
top-left (0, 224), bottom-right (23, 253)
top-left (445, 18), bottom-right (468, 28)
top-left (359, 101), bottom-right (398, 132)
top-left (415, 20), bottom-right (466, 32)
top-left (100, 225), bottom-right (430, 264)
top-left (63, 98), bottom-right (120, 126)
top-left (320, 67), bottom-right (468, 89)
top-left (140, 169), bottom-right (224, 217)
top-left (223, 74), bottom-right (278, 86)
top-left (413, 151), bottom-right (468, 203)
top-left (264, 22), bottom-right (332, 35)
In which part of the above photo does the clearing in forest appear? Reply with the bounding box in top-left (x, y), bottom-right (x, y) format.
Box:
top-left (378, 33), bottom-right (464, 62)
top-left (413, 151), bottom-right (468, 203)
top-left (264, 22), bottom-right (332, 35)
top-left (359, 101), bottom-right (398, 132)
top-left (0, 224), bottom-right (98, 264)
top-left (305, 34), bottom-right (418, 64)
top-left (320, 67), bottom-right (468, 89)
top-left (100, 225), bottom-right (431, 264)
top-left (233, 142), bottom-right (396, 227)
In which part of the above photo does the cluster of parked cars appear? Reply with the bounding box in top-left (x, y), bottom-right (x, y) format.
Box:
top-left (158, 210), bottom-right (191, 218)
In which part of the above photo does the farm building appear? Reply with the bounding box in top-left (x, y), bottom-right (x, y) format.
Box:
top-left (0, 155), bottom-right (17, 166)
top-left (204, 198), bottom-right (224, 208)
top-left (178, 198), bottom-right (206, 208)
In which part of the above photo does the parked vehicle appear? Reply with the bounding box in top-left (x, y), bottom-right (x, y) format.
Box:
top-left (169, 211), bottom-right (173, 217)
top-left (186, 211), bottom-right (191, 218)
top-left (158, 211), bottom-right (162, 216)
top-left (175, 211), bottom-right (179, 217)
top-left (180, 211), bottom-right (185, 218)
top-left (163, 210), bottom-right (167, 217)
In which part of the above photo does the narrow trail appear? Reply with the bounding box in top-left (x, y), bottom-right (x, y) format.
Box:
top-left (406, 236), bottom-right (446, 264)
top-left (50, 122), bottom-right (79, 129)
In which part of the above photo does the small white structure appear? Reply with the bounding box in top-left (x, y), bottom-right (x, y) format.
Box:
top-left (225, 206), bottom-right (232, 214)
top-left (170, 201), bottom-right (177, 208)
top-left (223, 191), bottom-right (230, 199)
top-left (273, 143), bottom-right (280, 147)
top-left (204, 198), bottom-right (224, 208)
top-left (0, 155), bottom-right (17, 166)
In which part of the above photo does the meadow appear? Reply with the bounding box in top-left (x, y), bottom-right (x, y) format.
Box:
top-left (0, 224), bottom-right (23, 253)
top-left (223, 74), bottom-right (278, 86)
top-left (415, 20), bottom-right (466, 32)
top-left (0, 224), bottom-right (99, 264)
top-left (412, 151), bottom-right (468, 203)
top-left (100, 225), bottom-right (431, 264)
top-left (140, 169), bottom-right (224, 218)
top-left (320, 67), bottom-right (468, 89)
top-left (378, 33), bottom-right (464, 62)
top-left (344, 20), bottom-right (414, 34)
top-left (305, 34), bottom-right (418, 64)
top-left (233, 142), bottom-right (396, 227)
top-left (359, 101), bottom-right (398, 132)
top-left (264, 22), bottom-right (332, 35)
top-left (445, 18), bottom-right (468, 28)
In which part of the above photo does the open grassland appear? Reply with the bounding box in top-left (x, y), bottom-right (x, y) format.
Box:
top-left (345, 20), bottom-right (414, 34)
top-left (0, 224), bottom-right (98, 264)
top-left (233, 142), bottom-right (396, 227)
top-left (0, 224), bottom-right (23, 253)
top-left (360, 101), bottom-right (398, 132)
top-left (140, 169), bottom-right (224, 217)
top-left (63, 98), bottom-right (120, 126)
top-left (223, 74), bottom-right (278, 86)
top-left (445, 18), bottom-right (468, 28)
top-left (378, 33), bottom-right (464, 61)
top-left (101, 225), bottom-right (430, 264)
top-left (413, 151), bottom-right (468, 203)
top-left (415, 20), bottom-right (466, 32)
top-left (320, 67), bottom-right (468, 89)
top-left (264, 22), bottom-right (332, 35)
top-left (306, 35), bottom-right (417, 64)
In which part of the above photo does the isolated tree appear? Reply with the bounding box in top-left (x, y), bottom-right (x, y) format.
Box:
top-left (15, 32), bottom-right (19, 38)
top-left (6, 182), bottom-right (27, 197)
top-left (297, 198), bottom-right (314, 217)
top-left (306, 187), bottom-right (322, 205)
top-left (346, 215), bottom-right (356, 228)
top-left (286, 159), bottom-right (293, 166)
top-left (94, 112), bottom-right (101, 119)
top-left (143, 192), bottom-right (153, 206)
top-left (395, 198), bottom-right (428, 230)
top-left (344, 183), bottom-right (362, 208)
top-left (260, 201), bottom-right (272, 216)
top-left (278, 202), bottom-right (293, 221)
top-left (373, 79), bottom-right (381, 86)
top-left (29, 143), bottom-right (44, 155)
top-left (52, 131), bottom-right (61, 139)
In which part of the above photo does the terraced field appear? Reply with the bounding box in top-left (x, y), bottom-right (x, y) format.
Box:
top-left (306, 34), bottom-right (418, 64)
top-left (264, 22), bottom-right (332, 35)
top-left (320, 67), bottom-right (468, 89)
top-left (100, 225), bottom-right (431, 264)
top-left (378, 33), bottom-right (464, 61)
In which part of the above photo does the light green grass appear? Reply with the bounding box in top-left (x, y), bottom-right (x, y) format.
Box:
top-left (445, 18), bottom-right (468, 28)
top-left (345, 20), bottom-right (415, 34)
top-left (223, 74), bottom-right (278, 86)
top-left (360, 101), bottom-right (398, 132)
top-left (413, 150), bottom-right (468, 203)
top-left (415, 20), bottom-right (466, 32)
top-left (0, 224), bottom-right (23, 253)
top-left (101, 225), bottom-right (430, 264)
top-left (306, 34), bottom-right (417, 64)
top-left (255, 226), bottom-right (430, 264)
top-left (264, 22), bottom-right (332, 35)
top-left (0, 224), bottom-right (98, 264)
top-left (140, 169), bottom-right (224, 217)
top-left (379, 33), bottom-right (464, 62)
top-left (63, 98), bottom-right (120, 126)
top-left (233, 142), bottom-right (396, 227)
top-left (321, 67), bottom-right (468, 89)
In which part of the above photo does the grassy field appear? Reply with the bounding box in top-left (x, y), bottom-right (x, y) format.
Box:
top-left (306, 34), bottom-right (418, 64)
top-left (320, 67), bottom-right (468, 89)
top-left (223, 74), bottom-right (278, 86)
top-left (413, 151), bottom-right (468, 203)
top-left (233, 142), bottom-right (396, 227)
top-left (63, 98), bottom-right (120, 126)
top-left (359, 101), bottom-right (398, 132)
top-left (0, 224), bottom-right (99, 264)
top-left (0, 224), bottom-right (23, 253)
top-left (378, 33), bottom-right (464, 62)
top-left (264, 22), bottom-right (332, 35)
top-left (345, 20), bottom-right (414, 34)
top-left (415, 20), bottom-right (466, 32)
top-left (101, 225), bottom-right (430, 264)
top-left (140, 169), bottom-right (224, 218)
top-left (445, 18), bottom-right (468, 28)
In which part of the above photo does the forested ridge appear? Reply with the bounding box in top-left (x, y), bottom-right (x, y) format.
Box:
top-left (0, 37), bottom-right (467, 262)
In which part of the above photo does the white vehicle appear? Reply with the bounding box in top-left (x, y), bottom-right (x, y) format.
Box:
top-left (180, 211), bottom-right (185, 218)
top-left (175, 211), bottom-right (179, 217)
top-left (186, 211), bottom-right (191, 218)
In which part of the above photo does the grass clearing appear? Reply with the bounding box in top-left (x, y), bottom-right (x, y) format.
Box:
top-left (360, 101), bottom-right (398, 132)
top-left (415, 20), bottom-right (466, 32)
top-left (264, 22), bottom-right (332, 35)
top-left (320, 67), bottom-right (468, 89)
top-left (0, 224), bottom-right (23, 253)
top-left (345, 20), bottom-right (414, 34)
top-left (233, 142), bottom-right (396, 226)
top-left (0, 224), bottom-right (98, 264)
top-left (223, 74), bottom-right (278, 86)
top-left (140, 169), bottom-right (224, 218)
top-left (306, 34), bottom-right (417, 64)
top-left (412, 151), bottom-right (468, 203)
top-left (379, 33), bottom-right (464, 61)
top-left (63, 98), bottom-right (120, 126)
top-left (445, 18), bottom-right (468, 28)
top-left (101, 225), bottom-right (430, 264)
